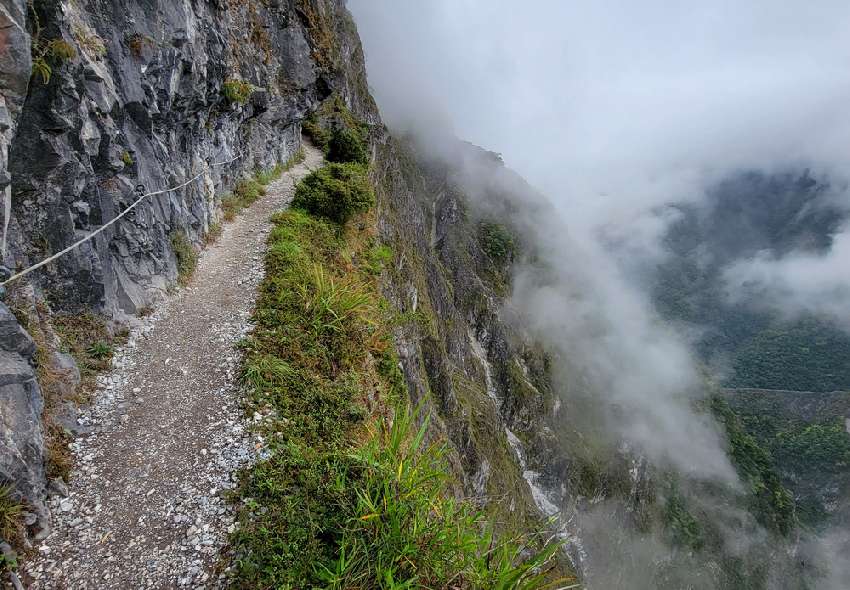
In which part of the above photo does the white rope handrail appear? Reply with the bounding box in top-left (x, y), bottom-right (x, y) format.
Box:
top-left (1, 151), bottom-right (243, 287)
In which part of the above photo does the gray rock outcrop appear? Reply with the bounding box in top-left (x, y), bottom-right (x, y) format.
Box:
top-left (0, 0), bottom-right (44, 535)
top-left (0, 301), bottom-right (44, 520)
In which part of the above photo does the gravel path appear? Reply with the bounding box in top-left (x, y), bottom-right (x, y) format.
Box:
top-left (23, 143), bottom-right (324, 589)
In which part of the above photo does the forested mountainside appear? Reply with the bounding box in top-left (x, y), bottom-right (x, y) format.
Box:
top-left (649, 169), bottom-right (850, 562)
top-left (653, 171), bottom-right (850, 393)
top-left (0, 0), bottom-right (848, 588)
top-left (722, 389), bottom-right (850, 531)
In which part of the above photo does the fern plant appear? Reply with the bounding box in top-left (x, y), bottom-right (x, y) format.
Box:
top-left (28, 2), bottom-right (77, 84)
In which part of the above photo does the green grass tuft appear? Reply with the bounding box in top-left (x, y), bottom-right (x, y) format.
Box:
top-left (0, 485), bottom-right (23, 545)
top-left (86, 341), bottom-right (112, 360)
top-left (169, 230), bottom-right (198, 286)
top-left (223, 79), bottom-right (253, 104)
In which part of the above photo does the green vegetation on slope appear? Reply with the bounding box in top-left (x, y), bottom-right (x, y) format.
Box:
top-left (0, 485), bottom-right (23, 547)
top-left (724, 389), bottom-right (850, 528)
top-left (169, 230), bottom-right (198, 286)
top-left (710, 397), bottom-right (796, 535)
top-left (229, 164), bottom-right (565, 588)
top-left (479, 221), bottom-right (516, 264)
top-left (653, 172), bottom-right (850, 393)
top-left (728, 319), bottom-right (850, 392)
top-left (302, 93), bottom-right (370, 156)
top-left (327, 127), bottom-right (369, 165)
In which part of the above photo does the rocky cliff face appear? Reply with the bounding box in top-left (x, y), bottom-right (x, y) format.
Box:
top-left (0, 0), bottom-right (46, 534)
top-left (0, 0), bottom-right (371, 535)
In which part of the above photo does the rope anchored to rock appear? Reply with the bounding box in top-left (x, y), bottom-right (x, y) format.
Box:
top-left (0, 152), bottom-right (243, 288)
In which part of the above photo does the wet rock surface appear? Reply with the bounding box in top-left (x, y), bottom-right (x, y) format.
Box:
top-left (22, 144), bottom-right (323, 589)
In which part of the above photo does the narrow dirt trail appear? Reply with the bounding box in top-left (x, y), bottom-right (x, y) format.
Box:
top-left (23, 142), bottom-right (324, 589)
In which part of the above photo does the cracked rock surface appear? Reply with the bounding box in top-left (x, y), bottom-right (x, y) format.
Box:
top-left (22, 143), bottom-right (323, 589)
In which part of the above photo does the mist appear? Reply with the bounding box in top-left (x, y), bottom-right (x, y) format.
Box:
top-left (723, 224), bottom-right (850, 329)
top-left (348, 0), bottom-right (850, 586)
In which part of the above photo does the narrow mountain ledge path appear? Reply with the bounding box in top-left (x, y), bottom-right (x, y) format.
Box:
top-left (23, 143), bottom-right (324, 589)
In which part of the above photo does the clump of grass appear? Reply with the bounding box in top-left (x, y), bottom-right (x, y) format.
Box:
top-left (289, 147), bottom-right (307, 167)
top-left (86, 341), bottom-right (112, 360)
top-left (235, 178), bottom-right (265, 203)
top-left (0, 485), bottom-right (23, 546)
top-left (52, 312), bottom-right (115, 387)
top-left (255, 165), bottom-right (282, 187)
top-left (219, 149), bottom-right (307, 222)
top-left (72, 23), bottom-right (106, 58)
top-left (317, 405), bottom-right (565, 589)
top-left (121, 151), bottom-right (134, 166)
top-left (366, 243), bottom-right (393, 275)
top-left (169, 230), bottom-right (198, 285)
top-left (9, 299), bottom-right (124, 482)
top-left (220, 193), bottom-right (241, 222)
top-left (291, 163), bottom-right (374, 224)
top-left (218, 180), bottom-right (263, 222)
top-left (255, 148), bottom-right (308, 186)
top-left (223, 79), bottom-right (253, 104)
top-left (204, 222), bottom-right (223, 245)
top-left (229, 192), bottom-right (566, 587)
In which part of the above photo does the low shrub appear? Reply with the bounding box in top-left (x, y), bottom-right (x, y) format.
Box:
top-left (327, 127), bottom-right (368, 165)
top-left (480, 221), bottom-right (516, 263)
top-left (291, 163), bottom-right (374, 224)
top-left (302, 114), bottom-right (331, 151)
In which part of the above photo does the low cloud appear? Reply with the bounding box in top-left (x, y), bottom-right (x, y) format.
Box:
top-left (723, 225), bottom-right (850, 329)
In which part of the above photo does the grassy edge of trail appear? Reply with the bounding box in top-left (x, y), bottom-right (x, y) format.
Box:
top-left (227, 161), bottom-right (567, 589)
